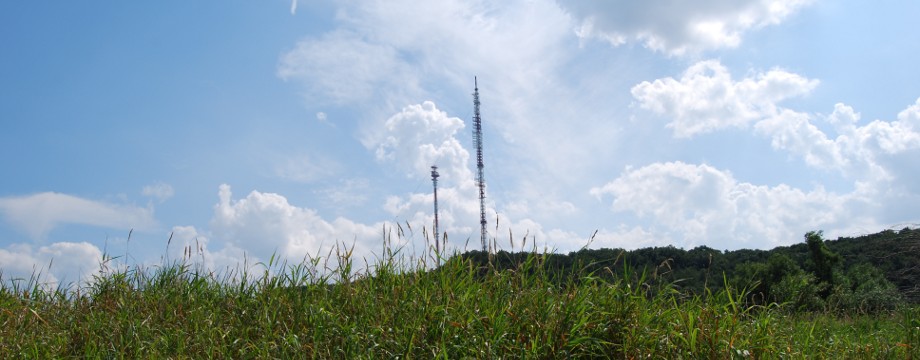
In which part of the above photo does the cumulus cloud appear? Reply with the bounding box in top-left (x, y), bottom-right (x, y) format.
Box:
top-left (899, 99), bottom-right (920, 129)
top-left (0, 241), bottom-right (102, 288)
top-left (631, 60), bottom-right (819, 137)
top-left (754, 109), bottom-right (847, 170)
top-left (369, 102), bottom-right (587, 253)
top-left (382, 184), bottom-right (585, 254)
top-left (164, 225), bottom-right (249, 273)
top-left (558, 0), bottom-right (813, 55)
top-left (370, 101), bottom-right (490, 249)
top-left (632, 61), bottom-right (920, 189)
top-left (210, 184), bottom-right (381, 265)
top-left (626, 60), bottom-right (920, 246)
top-left (375, 101), bottom-right (507, 249)
top-left (374, 101), bottom-right (472, 184)
top-left (382, 185), bottom-right (483, 250)
top-left (590, 161), bottom-right (857, 249)
top-left (755, 99), bottom-right (920, 187)
top-left (885, 99), bottom-right (920, 194)
top-left (0, 192), bottom-right (157, 240)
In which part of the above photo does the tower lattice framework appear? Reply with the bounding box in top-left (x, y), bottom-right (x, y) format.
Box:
top-left (472, 77), bottom-right (487, 252)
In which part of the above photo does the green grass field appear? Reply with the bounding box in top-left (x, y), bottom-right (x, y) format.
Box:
top-left (2, 240), bottom-right (919, 359)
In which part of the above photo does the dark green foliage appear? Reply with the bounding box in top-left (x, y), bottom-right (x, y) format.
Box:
top-left (462, 228), bottom-right (919, 313)
top-left (826, 227), bottom-right (920, 302)
top-left (806, 230), bottom-right (841, 294)
top-left (829, 263), bottom-right (902, 313)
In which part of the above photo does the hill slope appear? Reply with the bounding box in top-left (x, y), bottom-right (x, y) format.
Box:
top-left (459, 227), bottom-right (920, 306)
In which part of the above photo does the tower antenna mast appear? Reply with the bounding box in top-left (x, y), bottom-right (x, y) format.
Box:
top-left (472, 77), bottom-right (488, 252)
top-left (430, 165), bottom-right (441, 255)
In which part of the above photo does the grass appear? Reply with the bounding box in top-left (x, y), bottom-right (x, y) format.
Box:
top-left (2, 236), bottom-right (920, 358)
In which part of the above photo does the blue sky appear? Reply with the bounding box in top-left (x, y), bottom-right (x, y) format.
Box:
top-left (2, 0), bottom-right (919, 286)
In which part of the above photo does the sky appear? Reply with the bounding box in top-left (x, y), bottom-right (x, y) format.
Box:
top-left (2, 0), bottom-right (919, 286)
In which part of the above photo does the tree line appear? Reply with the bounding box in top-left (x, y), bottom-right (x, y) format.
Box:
top-left (456, 227), bottom-right (920, 313)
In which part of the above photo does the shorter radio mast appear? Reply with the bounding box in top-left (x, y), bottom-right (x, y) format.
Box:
top-left (430, 165), bottom-right (441, 254)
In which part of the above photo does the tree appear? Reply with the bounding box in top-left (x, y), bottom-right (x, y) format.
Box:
top-left (805, 230), bottom-right (840, 297)
top-left (829, 263), bottom-right (902, 313)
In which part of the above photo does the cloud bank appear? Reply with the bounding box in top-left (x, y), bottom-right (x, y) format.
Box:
top-left (612, 61), bottom-right (920, 249)
top-left (557, 0), bottom-right (813, 55)
top-left (0, 192), bottom-right (156, 240)
top-left (0, 241), bottom-right (102, 288)
top-left (631, 60), bottom-right (819, 137)
top-left (591, 161), bottom-right (853, 249)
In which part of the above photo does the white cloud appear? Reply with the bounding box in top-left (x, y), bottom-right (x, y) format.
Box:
top-left (0, 192), bottom-right (157, 240)
top-left (754, 99), bottom-right (920, 185)
top-left (0, 241), bottom-right (102, 288)
top-left (631, 60), bottom-right (818, 137)
top-left (505, 198), bottom-right (577, 222)
top-left (851, 99), bottom-right (920, 155)
top-left (373, 101), bottom-right (473, 184)
top-left (899, 98), bottom-right (920, 129)
top-left (627, 60), bottom-right (920, 245)
top-left (277, 30), bottom-right (414, 105)
top-left (165, 225), bottom-right (249, 273)
top-left (632, 61), bottom-right (920, 191)
top-left (382, 183), bottom-right (587, 254)
top-left (272, 1), bottom-right (915, 256)
top-left (590, 161), bottom-right (857, 249)
top-left (210, 184), bottom-right (381, 265)
top-left (279, 0), bottom-right (612, 221)
top-left (368, 102), bottom-right (594, 254)
top-left (142, 182), bottom-right (174, 203)
top-left (278, 0), bottom-right (575, 131)
top-left (336, 0), bottom-right (576, 138)
top-left (557, 0), bottom-right (813, 55)
top-left (382, 184), bottom-right (493, 252)
top-left (754, 109), bottom-right (847, 170)
top-left (290, 0), bottom-right (297, 15)
top-left (591, 226), bottom-right (670, 251)
top-left (371, 102), bottom-right (493, 250)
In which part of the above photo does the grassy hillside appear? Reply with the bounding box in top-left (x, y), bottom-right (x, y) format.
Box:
top-left (2, 229), bottom-right (920, 357)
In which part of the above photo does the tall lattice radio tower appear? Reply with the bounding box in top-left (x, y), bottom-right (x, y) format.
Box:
top-left (472, 77), bottom-right (488, 252)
